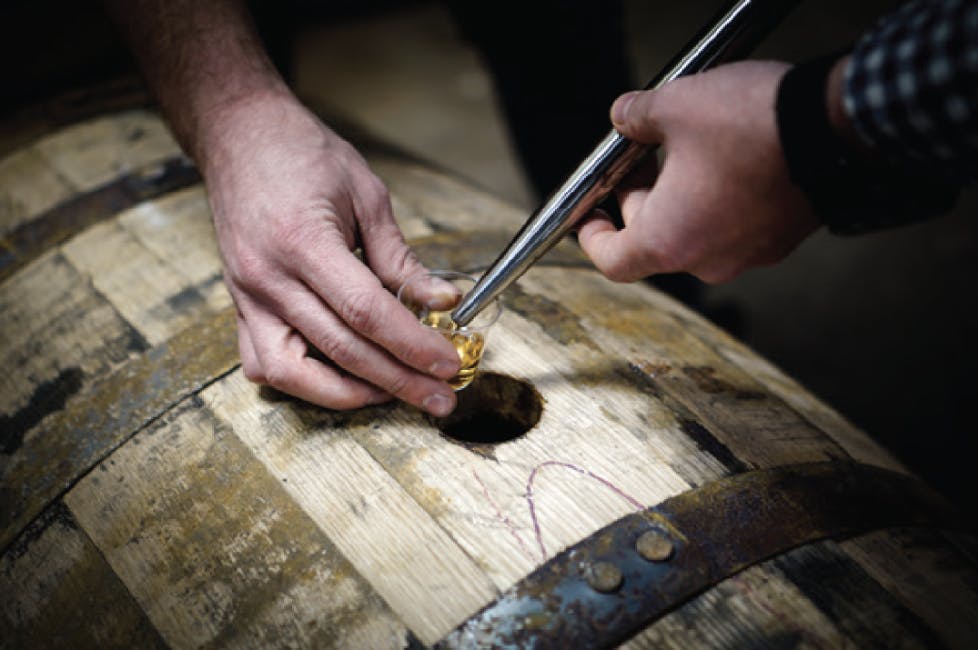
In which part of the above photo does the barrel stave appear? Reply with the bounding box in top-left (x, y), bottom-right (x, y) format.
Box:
top-left (61, 188), bottom-right (228, 347)
top-left (202, 371), bottom-right (498, 645)
top-left (2, 106), bottom-right (977, 647)
top-left (0, 250), bottom-right (144, 422)
top-left (0, 501), bottom-right (168, 650)
top-left (63, 396), bottom-right (408, 649)
top-left (0, 147), bottom-right (75, 237)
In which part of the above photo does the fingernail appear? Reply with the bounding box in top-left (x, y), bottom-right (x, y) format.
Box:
top-left (429, 359), bottom-right (459, 379)
top-left (422, 393), bottom-right (454, 417)
top-left (612, 91), bottom-right (639, 125)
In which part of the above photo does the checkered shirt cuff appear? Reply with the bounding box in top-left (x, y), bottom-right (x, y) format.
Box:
top-left (844, 0), bottom-right (978, 179)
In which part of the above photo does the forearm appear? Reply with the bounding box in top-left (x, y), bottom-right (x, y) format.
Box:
top-left (102, 0), bottom-right (292, 169)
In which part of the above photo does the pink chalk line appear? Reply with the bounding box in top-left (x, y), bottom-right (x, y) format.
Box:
top-left (526, 461), bottom-right (647, 561)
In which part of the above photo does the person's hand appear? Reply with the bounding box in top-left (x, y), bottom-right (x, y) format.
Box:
top-left (200, 92), bottom-right (461, 415)
top-left (578, 61), bottom-right (820, 284)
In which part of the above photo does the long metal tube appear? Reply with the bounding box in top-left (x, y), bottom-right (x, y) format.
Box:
top-left (452, 0), bottom-right (799, 326)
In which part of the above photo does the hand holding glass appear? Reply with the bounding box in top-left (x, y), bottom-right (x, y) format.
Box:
top-left (398, 271), bottom-right (502, 391)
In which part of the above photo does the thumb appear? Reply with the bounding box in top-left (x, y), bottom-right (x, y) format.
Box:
top-left (610, 90), bottom-right (665, 145)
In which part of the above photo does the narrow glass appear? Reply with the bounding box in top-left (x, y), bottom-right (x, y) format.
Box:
top-left (397, 270), bottom-right (503, 390)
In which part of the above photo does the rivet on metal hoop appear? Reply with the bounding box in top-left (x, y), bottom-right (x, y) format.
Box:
top-left (636, 529), bottom-right (675, 562)
top-left (583, 561), bottom-right (623, 593)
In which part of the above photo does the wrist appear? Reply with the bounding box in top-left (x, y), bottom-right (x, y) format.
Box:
top-left (108, 0), bottom-right (294, 170)
top-left (190, 82), bottom-right (296, 174)
top-left (776, 53), bottom-right (959, 233)
top-left (824, 56), bottom-right (873, 159)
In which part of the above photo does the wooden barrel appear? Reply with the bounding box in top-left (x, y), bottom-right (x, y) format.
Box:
top-left (2, 96), bottom-right (978, 649)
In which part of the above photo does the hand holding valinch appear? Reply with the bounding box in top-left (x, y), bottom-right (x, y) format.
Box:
top-left (451, 0), bottom-right (801, 326)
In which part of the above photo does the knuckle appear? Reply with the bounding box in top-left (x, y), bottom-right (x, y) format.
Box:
top-left (274, 219), bottom-right (317, 260)
top-left (221, 244), bottom-right (250, 280)
top-left (338, 291), bottom-right (381, 334)
top-left (395, 337), bottom-right (429, 369)
top-left (358, 176), bottom-right (393, 221)
top-left (261, 358), bottom-right (292, 391)
top-left (316, 333), bottom-right (362, 369)
top-left (365, 176), bottom-right (390, 204)
top-left (240, 359), bottom-right (266, 384)
top-left (387, 246), bottom-right (420, 283)
top-left (598, 250), bottom-right (643, 282)
top-left (225, 251), bottom-right (274, 294)
top-left (382, 372), bottom-right (412, 399)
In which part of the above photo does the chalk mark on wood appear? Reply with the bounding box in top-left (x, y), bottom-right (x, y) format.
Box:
top-left (526, 460), bottom-right (646, 560)
top-left (471, 468), bottom-right (536, 563)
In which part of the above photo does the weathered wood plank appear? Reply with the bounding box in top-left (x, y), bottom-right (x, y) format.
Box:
top-left (202, 371), bottom-right (498, 645)
top-left (842, 529), bottom-right (978, 648)
top-left (625, 539), bottom-right (950, 649)
top-left (374, 155), bottom-right (524, 235)
top-left (770, 541), bottom-right (947, 647)
top-left (65, 397), bottom-right (408, 650)
top-left (512, 268), bottom-right (975, 645)
top-left (525, 267), bottom-right (850, 468)
top-left (622, 560), bottom-right (850, 649)
top-left (117, 186), bottom-right (216, 282)
top-left (0, 249), bottom-right (144, 436)
top-left (347, 362), bottom-right (696, 589)
top-left (0, 307), bottom-right (238, 553)
top-left (61, 220), bottom-right (190, 345)
top-left (31, 110), bottom-right (180, 192)
top-left (0, 147), bottom-right (74, 237)
top-left (0, 108), bottom-right (181, 245)
top-left (409, 228), bottom-right (593, 276)
top-left (0, 501), bottom-right (167, 650)
top-left (0, 155), bottom-right (201, 285)
top-left (608, 273), bottom-right (908, 473)
top-left (61, 187), bottom-right (229, 346)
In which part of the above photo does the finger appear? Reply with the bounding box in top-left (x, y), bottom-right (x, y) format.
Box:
top-left (398, 272), bottom-right (463, 314)
top-left (575, 207), bottom-right (614, 235)
top-left (613, 154), bottom-right (660, 228)
top-left (577, 213), bottom-right (658, 283)
top-left (349, 172), bottom-right (430, 292)
top-left (348, 176), bottom-right (465, 317)
top-left (235, 310), bottom-right (263, 382)
top-left (242, 295), bottom-right (392, 410)
top-left (610, 89), bottom-right (667, 145)
top-left (280, 279), bottom-right (459, 416)
top-left (616, 150), bottom-right (660, 195)
top-left (297, 241), bottom-right (461, 380)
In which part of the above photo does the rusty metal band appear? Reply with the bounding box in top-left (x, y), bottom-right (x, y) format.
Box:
top-left (436, 461), bottom-right (973, 649)
top-left (0, 155), bottom-right (201, 284)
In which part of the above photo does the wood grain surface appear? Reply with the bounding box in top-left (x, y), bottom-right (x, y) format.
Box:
top-left (2, 106), bottom-right (977, 649)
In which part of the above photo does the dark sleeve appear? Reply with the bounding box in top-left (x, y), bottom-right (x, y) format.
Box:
top-left (844, 0), bottom-right (978, 180)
